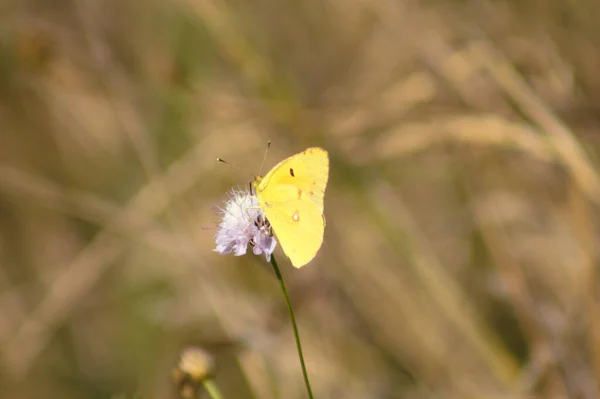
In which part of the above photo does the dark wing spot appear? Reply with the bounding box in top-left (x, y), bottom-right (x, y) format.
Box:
top-left (289, 168), bottom-right (295, 177)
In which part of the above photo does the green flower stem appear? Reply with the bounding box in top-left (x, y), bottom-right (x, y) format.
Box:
top-left (269, 255), bottom-right (315, 399)
top-left (201, 379), bottom-right (224, 399)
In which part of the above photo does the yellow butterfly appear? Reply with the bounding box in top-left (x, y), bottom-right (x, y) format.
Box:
top-left (252, 147), bottom-right (329, 268)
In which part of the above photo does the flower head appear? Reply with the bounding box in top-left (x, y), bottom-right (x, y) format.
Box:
top-left (214, 187), bottom-right (277, 261)
top-left (172, 347), bottom-right (215, 397)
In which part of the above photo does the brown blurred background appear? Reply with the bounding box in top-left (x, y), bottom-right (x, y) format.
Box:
top-left (2, 0), bottom-right (600, 398)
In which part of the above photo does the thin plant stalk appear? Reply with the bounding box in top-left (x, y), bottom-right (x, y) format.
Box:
top-left (269, 255), bottom-right (315, 399)
top-left (201, 379), bottom-right (224, 399)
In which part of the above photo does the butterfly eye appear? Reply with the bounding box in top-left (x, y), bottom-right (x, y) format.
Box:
top-left (289, 168), bottom-right (295, 177)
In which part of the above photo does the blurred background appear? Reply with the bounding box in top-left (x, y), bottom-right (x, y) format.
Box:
top-left (2, 0), bottom-right (600, 398)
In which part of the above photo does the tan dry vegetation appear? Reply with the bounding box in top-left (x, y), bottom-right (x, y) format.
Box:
top-left (2, 0), bottom-right (600, 398)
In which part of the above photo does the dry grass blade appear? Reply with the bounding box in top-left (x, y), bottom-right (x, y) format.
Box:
top-left (0, 166), bottom-right (118, 224)
top-left (473, 42), bottom-right (600, 206)
top-left (0, 166), bottom-right (196, 269)
top-left (371, 183), bottom-right (520, 391)
top-left (373, 114), bottom-right (556, 164)
top-left (0, 143), bottom-right (213, 378)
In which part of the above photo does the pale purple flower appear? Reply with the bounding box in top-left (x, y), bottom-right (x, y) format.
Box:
top-left (214, 187), bottom-right (277, 262)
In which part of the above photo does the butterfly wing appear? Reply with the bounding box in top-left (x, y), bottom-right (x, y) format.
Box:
top-left (256, 147), bottom-right (329, 267)
top-left (264, 199), bottom-right (325, 267)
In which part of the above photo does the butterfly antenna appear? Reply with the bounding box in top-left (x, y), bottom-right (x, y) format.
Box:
top-left (257, 141), bottom-right (271, 176)
top-left (217, 157), bottom-right (256, 180)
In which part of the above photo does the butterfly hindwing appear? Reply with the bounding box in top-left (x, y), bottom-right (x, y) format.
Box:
top-left (263, 199), bottom-right (325, 267)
